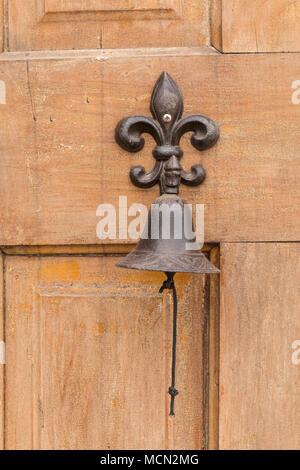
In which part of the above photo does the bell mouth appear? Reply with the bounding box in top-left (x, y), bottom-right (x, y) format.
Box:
top-left (116, 250), bottom-right (220, 274)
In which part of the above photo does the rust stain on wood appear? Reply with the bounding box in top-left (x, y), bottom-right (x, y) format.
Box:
top-left (40, 261), bottom-right (80, 282)
top-left (94, 322), bottom-right (105, 336)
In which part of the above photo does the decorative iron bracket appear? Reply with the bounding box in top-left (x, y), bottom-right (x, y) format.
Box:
top-left (115, 72), bottom-right (219, 195)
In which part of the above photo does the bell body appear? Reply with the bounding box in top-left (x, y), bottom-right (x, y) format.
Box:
top-left (117, 194), bottom-right (219, 274)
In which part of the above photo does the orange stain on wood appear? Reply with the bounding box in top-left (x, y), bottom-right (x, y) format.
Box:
top-left (94, 322), bottom-right (105, 336)
top-left (40, 261), bottom-right (80, 282)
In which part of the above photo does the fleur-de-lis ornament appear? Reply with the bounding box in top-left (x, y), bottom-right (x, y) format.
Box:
top-left (115, 72), bottom-right (219, 195)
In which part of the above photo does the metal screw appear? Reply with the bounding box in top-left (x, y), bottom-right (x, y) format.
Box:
top-left (163, 113), bottom-right (172, 123)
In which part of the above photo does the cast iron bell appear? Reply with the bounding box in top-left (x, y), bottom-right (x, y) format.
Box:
top-left (115, 72), bottom-right (220, 415)
top-left (117, 194), bottom-right (219, 274)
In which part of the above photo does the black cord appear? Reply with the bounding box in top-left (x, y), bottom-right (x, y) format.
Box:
top-left (159, 272), bottom-right (179, 416)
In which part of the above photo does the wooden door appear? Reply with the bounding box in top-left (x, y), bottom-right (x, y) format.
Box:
top-left (0, 0), bottom-right (300, 450)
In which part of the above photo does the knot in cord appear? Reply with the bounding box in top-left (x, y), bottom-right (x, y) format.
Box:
top-left (168, 386), bottom-right (179, 398)
top-left (159, 272), bottom-right (179, 416)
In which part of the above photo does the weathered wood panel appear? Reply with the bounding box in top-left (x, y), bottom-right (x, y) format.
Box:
top-left (5, 255), bottom-right (217, 450)
top-left (8, 0), bottom-right (209, 51)
top-left (220, 243), bottom-right (300, 449)
top-left (212, 0), bottom-right (300, 52)
top-left (0, 52), bottom-right (300, 245)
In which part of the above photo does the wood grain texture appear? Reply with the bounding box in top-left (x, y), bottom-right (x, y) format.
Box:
top-left (5, 255), bottom-right (217, 450)
top-left (44, 0), bottom-right (180, 14)
top-left (212, 0), bottom-right (300, 52)
top-left (0, 254), bottom-right (3, 450)
top-left (8, 0), bottom-right (209, 51)
top-left (0, 52), bottom-right (300, 245)
top-left (220, 243), bottom-right (300, 450)
top-left (0, 0), bottom-right (4, 52)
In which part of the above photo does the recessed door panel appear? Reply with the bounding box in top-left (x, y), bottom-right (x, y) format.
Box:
top-left (5, 255), bottom-right (218, 450)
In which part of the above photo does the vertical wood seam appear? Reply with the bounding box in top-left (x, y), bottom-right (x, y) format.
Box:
top-left (210, 0), bottom-right (223, 52)
top-left (208, 246), bottom-right (220, 449)
top-left (201, 273), bottom-right (210, 449)
top-left (0, 253), bottom-right (5, 449)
